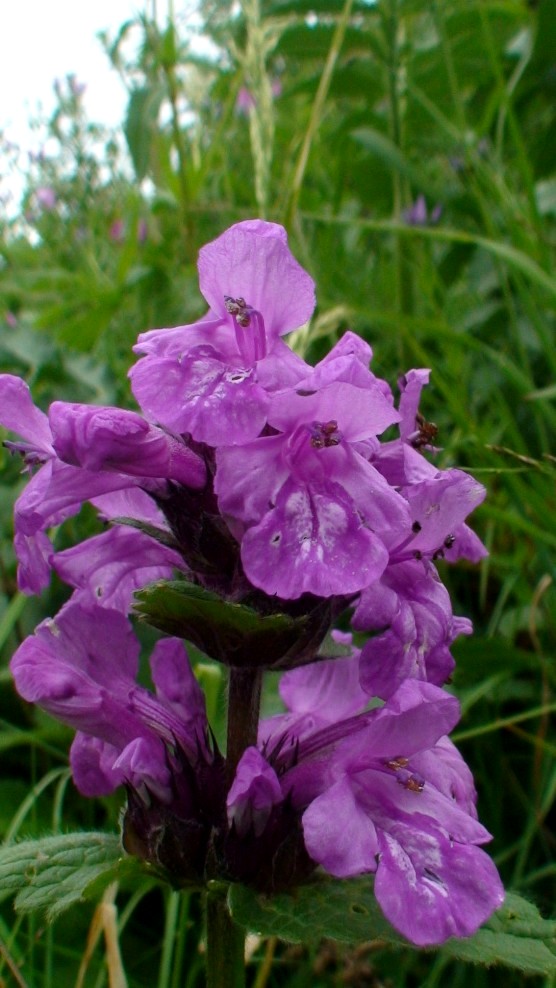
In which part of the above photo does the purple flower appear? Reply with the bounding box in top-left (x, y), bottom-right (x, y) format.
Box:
top-left (261, 678), bottom-right (504, 946)
top-left (35, 186), bottom-right (57, 211)
top-left (109, 218), bottom-right (125, 243)
top-left (10, 601), bottom-right (208, 802)
top-left (352, 559), bottom-right (472, 698)
top-left (215, 337), bottom-right (411, 598)
top-left (227, 747), bottom-right (283, 837)
top-left (402, 195), bottom-right (442, 227)
top-left (236, 86), bottom-right (256, 115)
top-left (130, 220), bottom-right (314, 445)
top-left (49, 401), bottom-right (206, 488)
top-left (0, 376), bottom-right (204, 594)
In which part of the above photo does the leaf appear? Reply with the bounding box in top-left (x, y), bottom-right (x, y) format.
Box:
top-left (0, 832), bottom-right (145, 920)
top-left (228, 876), bottom-right (407, 945)
top-left (442, 893), bottom-right (556, 974)
top-left (134, 579), bottom-right (313, 667)
top-left (124, 85), bottom-right (165, 181)
top-left (229, 880), bottom-right (556, 974)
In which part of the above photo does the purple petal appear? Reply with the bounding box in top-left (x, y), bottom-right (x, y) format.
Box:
top-left (70, 733), bottom-right (125, 796)
top-left (14, 528), bottom-right (54, 594)
top-left (279, 646), bottom-right (367, 723)
top-left (227, 747), bottom-right (283, 837)
top-left (53, 527), bottom-right (183, 611)
top-left (133, 313), bottom-right (225, 358)
top-left (302, 777), bottom-right (379, 876)
top-left (0, 374), bottom-right (53, 452)
top-left (131, 349), bottom-right (269, 445)
top-left (240, 476), bottom-right (389, 598)
top-left (375, 828), bottom-right (504, 945)
top-left (197, 221), bottom-right (316, 337)
top-left (403, 470), bottom-right (486, 554)
top-left (215, 434), bottom-right (288, 525)
top-left (113, 736), bottom-right (173, 803)
top-left (397, 369), bottom-right (431, 443)
top-left (49, 402), bottom-right (206, 488)
top-left (269, 380), bottom-right (399, 440)
top-left (411, 736), bottom-right (478, 818)
top-left (150, 637), bottom-right (206, 728)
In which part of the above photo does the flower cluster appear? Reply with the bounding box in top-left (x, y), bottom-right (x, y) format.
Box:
top-left (2, 220), bottom-right (503, 946)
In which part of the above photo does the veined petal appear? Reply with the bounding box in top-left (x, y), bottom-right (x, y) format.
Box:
top-left (241, 477), bottom-right (389, 598)
top-left (375, 827), bottom-right (504, 946)
top-left (198, 221), bottom-right (316, 337)
top-left (0, 374), bottom-right (53, 453)
top-left (302, 777), bottom-right (379, 876)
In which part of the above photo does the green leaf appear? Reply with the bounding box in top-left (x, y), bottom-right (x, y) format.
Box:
top-left (0, 832), bottom-right (145, 920)
top-left (228, 876), bottom-right (407, 946)
top-left (229, 881), bottom-right (556, 974)
top-left (124, 85), bottom-right (165, 181)
top-left (442, 893), bottom-right (556, 974)
top-left (134, 579), bottom-right (313, 667)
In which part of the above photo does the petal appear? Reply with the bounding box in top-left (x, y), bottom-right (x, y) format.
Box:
top-left (197, 221), bottom-right (316, 337)
top-left (150, 637), bottom-right (206, 728)
top-left (131, 350), bottom-right (269, 444)
top-left (49, 402), bottom-right (205, 488)
top-left (375, 828), bottom-right (504, 945)
top-left (241, 477), bottom-right (389, 598)
top-left (269, 380), bottom-right (399, 440)
top-left (279, 649), bottom-right (367, 723)
top-left (302, 777), bottom-right (379, 876)
top-left (70, 733), bottom-right (125, 796)
top-left (227, 747), bottom-right (283, 837)
top-left (405, 470), bottom-right (486, 554)
top-left (0, 374), bottom-right (53, 452)
top-left (53, 527), bottom-right (183, 611)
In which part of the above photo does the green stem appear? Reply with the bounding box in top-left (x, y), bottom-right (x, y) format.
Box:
top-left (205, 891), bottom-right (246, 988)
top-left (226, 666), bottom-right (263, 784)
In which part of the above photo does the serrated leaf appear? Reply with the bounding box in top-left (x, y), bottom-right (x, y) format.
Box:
top-left (0, 832), bottom-right (143, 920)
top-left (228, 876), bottom-right (407, 945)
top-left (134, 579), bottom-right (310, 667)
top-left (229, 880), bottom-right (556, 974)
top-left (442, 928), bottom-right (556, 974)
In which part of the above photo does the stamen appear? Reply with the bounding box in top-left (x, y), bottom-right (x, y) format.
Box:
top-left (310, 420), bottom-right (341, 449)
top-left (409, 411), bottom-right (438, 449)
top-left (224, 295), bottom-right (267, 363)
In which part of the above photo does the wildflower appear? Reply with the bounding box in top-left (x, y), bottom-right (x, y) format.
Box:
top-left (109, 218), bottom-right (125, 243)
top-left (10, 603), bottom-right (504, 942)
top-left (0, 376), bottom-right (205, 594)
top-left (130, 220), bottom-right (314, 445)
top-left (402, 194), bottom-right (442, 226)
top-left (35, 186), bottom-right (57, 211)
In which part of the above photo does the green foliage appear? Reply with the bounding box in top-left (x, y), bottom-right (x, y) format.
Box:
top-left (134, 578), bottom-right (336, 668)
top-left (0, 832), bottom-right (145, 920)
top-left (1, 0), bottom-right (556, 983)
top-left (230, 881), bottom-right (556, 975)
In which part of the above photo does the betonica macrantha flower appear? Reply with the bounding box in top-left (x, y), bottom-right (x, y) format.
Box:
top-left (0, 375), bottom-right (205, 595)
top-left (214, 335), bottom-right (411, 598)
top-left (10, 603), bottom-right (504, 943)
top-left (130, 220), bottom-right (315, 446)
top-left (253, 648), bottom-right (504, 946)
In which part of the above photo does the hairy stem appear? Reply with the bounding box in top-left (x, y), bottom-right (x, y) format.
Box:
top-left (205, 890), bottom-right (245, 988)
top-left (226, 666), bottom-right (263, 784)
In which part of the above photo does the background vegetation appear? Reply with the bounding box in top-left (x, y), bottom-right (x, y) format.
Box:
top-left (0, 0), bottom-right (555, 984)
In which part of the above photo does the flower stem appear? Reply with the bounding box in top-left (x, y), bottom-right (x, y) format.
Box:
top-left (226, 666), bottom-right (263, 784)
top-left (205, 890), bottom-right (245, 988)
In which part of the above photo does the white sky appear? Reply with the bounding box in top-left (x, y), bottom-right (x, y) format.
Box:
top-left (1, 0), bottom-right (148, 148)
